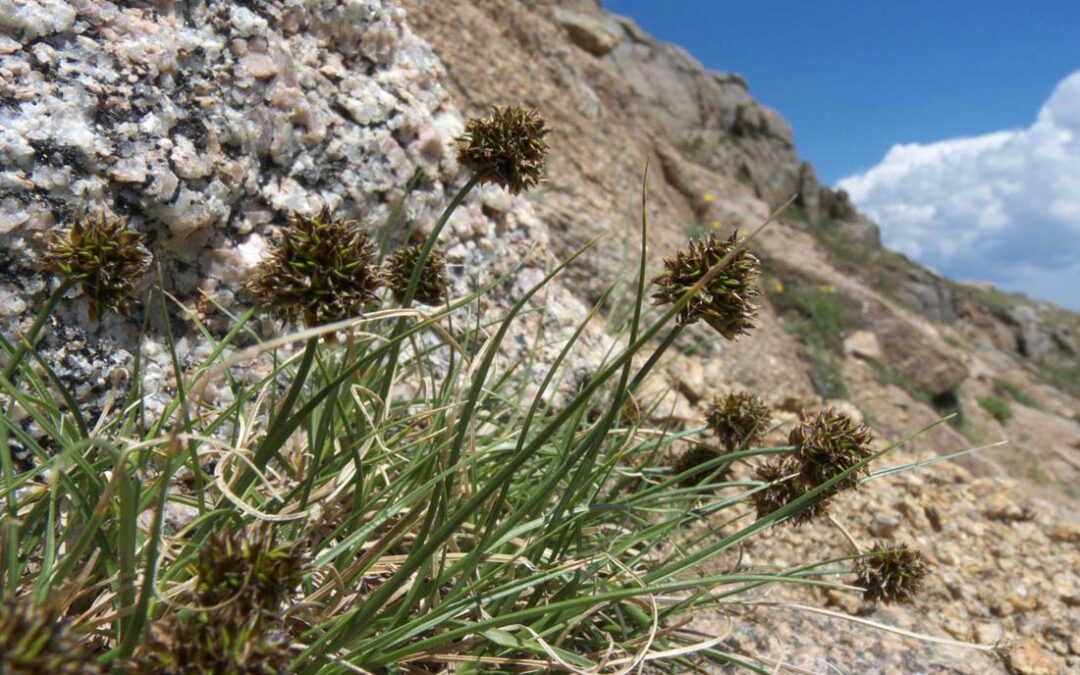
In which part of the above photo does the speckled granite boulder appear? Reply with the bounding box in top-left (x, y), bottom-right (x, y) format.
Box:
top-left (0, 0), bottom-right (610, 420)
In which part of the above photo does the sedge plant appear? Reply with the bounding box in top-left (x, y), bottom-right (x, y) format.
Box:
top-left (0, 105), bottom-right (988, 673)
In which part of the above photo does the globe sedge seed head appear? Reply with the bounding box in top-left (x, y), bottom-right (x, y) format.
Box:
top-left (651, 231), bottom-right (761, 340)
top-left (789, 407), bottom-right (874, 496)
top-left (0, 596), bottom-right (102, 674)
top-left (385, 244), bottom-right (449, 306)
top-left (620, 395), bottom-right (642, 425)
top-left (456, 105), bottom-right (549, 194)
top-left (127, 613), bottom-right (290, 675)
top-left (706, 391), bottom-right (772, 452)
top-left (673, 445), bottom-right (727, 489)
top-left (195, 526), bottom-right (304, 623)
top-left (43, 214), bottom-right (151, 322)
top-left (854, 543), bottom-right (930, 604)
top-left (750, 456), bottom-right (828, 525)
top-left (246, 208), bottom-right (383, 330)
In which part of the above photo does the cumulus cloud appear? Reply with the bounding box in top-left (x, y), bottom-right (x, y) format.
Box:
top-left (838, 71), bottom-right (1080, 309)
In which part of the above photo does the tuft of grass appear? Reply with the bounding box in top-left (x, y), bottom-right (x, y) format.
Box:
top-left (942, 334), bottom-right (965, 350)
top-left (1025, 462), bottom-right (1051, 486)
top-left (785, 288), bottom-right (846, 352)
top-left (978, 396), bottom-right (1013, 425)
top-left (992, 377), bottom-right (1039, 409)
top-left (866, 357), bottom-right (931, 404)
top-left (0, 111), bottom-right (982, 671)
top-left (768, 279), bottom-right (850, 399)
top-left (806, 343), bottom-right (849, 399)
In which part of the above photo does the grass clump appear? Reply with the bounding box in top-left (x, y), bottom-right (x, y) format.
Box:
top-left (866, 357), bottom-right (931, 404)
top-left (766, 279), bottom-right (850, 398)
top-left (979, 395), bottom-right (1013, 424)
top-left (992, 377), bottom-right (1039, 408)
top-left (0, 105), bottom-right (969, 672)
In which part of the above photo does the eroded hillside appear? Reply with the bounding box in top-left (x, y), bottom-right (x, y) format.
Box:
top-left (401, 0), bottom-right (1079, 671)
top-left (401, 0), bottom-right (1078, 504)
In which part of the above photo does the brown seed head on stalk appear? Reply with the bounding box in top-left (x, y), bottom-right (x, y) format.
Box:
top-left (194, 526), bottom-right (304, 624)
top-left (854, 543), bottom-right (930, 604)
top-left (673, 445), bottom-right (727, 489)
top-left (620, 394), bottom-right (642, 425)
top-left (246, 208), bottom-right (383, 330)
top-left (789, 407), bottom-right (874, 496)
top-left (385, 243), bottom-right (449, 306)
top-left (43, 214), bottom-right (151, 322)
top-left (129, 614), bottom-right (291, 675)
top-left (456, 105), bottom-right (549, 194)
top-left (0, 596), bottom-right (102, 674)
top-left (651, 231), bottom-right (761, 340)
top-left (706, 391), bottom-right (772, 452)
top-left (124, 527), bottom-right (301, 673)
top-left (749, 456), bottom-right (828, 524)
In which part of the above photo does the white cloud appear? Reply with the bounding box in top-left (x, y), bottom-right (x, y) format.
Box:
top-left (838, 71), bottom-right (1080, 309)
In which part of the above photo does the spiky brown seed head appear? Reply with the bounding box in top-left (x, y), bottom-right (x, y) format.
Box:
top-left (749, 456), bottom-right (825, 524)
top-left (789, 408), bottom-right (874, 496)
top-left (385, 244), bottom-right (449, 306)
top-left (673, 445), bottom-right (727, 489)
top-left (706, 391), bottom-right (772, 452)
top-left (246, 208), bottom-right (383, 329)
top-left (456, 105), bottom-right (549, 194)
top-left (620, 395), bottom-right (642, 426)
top-left (43, 215), bottom-right (151, 322)
top-left (651, 231), bottom-right (761, 340)
top-left (194, 527), bottom-right (304, 624)
top-left (854, 543), bottom-right (930, 604)
top-left (0, 596), bottom-right (102, 674)
top-left (129, 613), bottom-right (290, 675)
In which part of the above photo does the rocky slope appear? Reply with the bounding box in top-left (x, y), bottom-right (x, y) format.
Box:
top-left (399, 0), bottom-right (1079, 499)
top-left (0, 0), bottom-right (1076, 671)
top-left (399, 0), bottom-right (1079, 671)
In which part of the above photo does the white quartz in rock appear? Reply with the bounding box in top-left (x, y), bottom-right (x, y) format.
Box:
top-left (0, 0), bottom-right (76, 41)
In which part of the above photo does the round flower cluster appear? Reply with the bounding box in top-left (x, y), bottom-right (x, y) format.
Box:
top-left (651, 231), bottom-right (761, 340)
top-left (751, 408), bottom-right (874, 525)
top-left (44, 214), bottom-right (151, 322)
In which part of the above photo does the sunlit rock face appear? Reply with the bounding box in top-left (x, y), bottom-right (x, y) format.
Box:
top-left (0, 0), bottom-right (611, 416)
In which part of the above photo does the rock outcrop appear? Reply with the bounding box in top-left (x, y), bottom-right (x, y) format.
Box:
top-left (0, 0), bottom-right (611, 427)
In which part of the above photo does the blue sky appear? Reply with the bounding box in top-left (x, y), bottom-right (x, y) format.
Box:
top-left (604, 0), bottom-right (1079, 185)
top-left (605, 0), bottom-right (1080, 309)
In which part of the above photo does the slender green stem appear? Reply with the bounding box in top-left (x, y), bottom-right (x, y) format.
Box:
top-left (2, 279), bottom-right (71, 383)
top-left (375, 173), bottom-right (482, 417)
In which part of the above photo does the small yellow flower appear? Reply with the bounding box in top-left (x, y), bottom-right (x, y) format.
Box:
top-left (709, 220), bottom-right (722, 230)
top-left (818, 284), bottom-right (837, 294)
top-left (773, 280), bottom-right (784, 293)
top-left (703, 192), bottom-right (716, 203)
